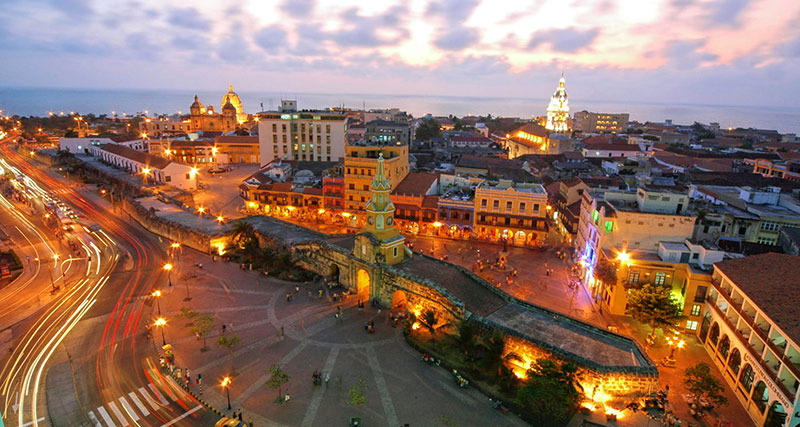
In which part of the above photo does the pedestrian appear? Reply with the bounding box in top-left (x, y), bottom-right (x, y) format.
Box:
top-left (238, 409), bottom-right (242, 421)
top-left (284, 391), bottom-right (290, 402)
top-left (318, 289), bottom-right (323, 298)
top-left (295, 285), bottom-right (299, 293)
top-left (248, 418), bottom-right (254, 427)
top-left (222, 324), bottom-right (226, 335)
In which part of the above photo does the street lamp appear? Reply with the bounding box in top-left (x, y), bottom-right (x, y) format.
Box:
top-left (667, 332), bottom-right (685, 359)
top-left (152, 290), bottom-right (162, 315)
top-left (217, 215), bottom-right (224, 224)
top-left (141, 167), bottom-right (151, 185)
top-left (154, 317), bottom-right (167, 346)
top-left (163, 263), bottom-right (173, 287)
top-left (197, 207), bottom-right (205, 216)
top-left (221, 377), bottom-right (232, 410)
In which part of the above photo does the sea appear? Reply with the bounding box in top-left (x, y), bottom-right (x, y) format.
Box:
top-left (1, 86), bottom-right (799, 134)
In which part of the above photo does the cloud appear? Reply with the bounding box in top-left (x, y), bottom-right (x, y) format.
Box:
top-left (293, 6), bottom-right (409, 49)
top-left (666, 40), bottom-right (718, 69)
top-left (707, 0), bottom-right (752, 24)
top-left (172, 35), bottom-right (206, 50)
top-left (254, 26), bottom-right (287, 53)
top-left (426, 0), bottom-right (481, 21)
top-left (167, 7), bottom-right (211, 31)
top-left (125, 33), bottom-right (161, 61)
top-left (47, 0), bottom-right (92, 18)
top-left (434, 28), bottom-right (480, 51)
top-left (281, 0), bottom-right (314, 18)
top-left (528, 28), bottom-right (599, 53)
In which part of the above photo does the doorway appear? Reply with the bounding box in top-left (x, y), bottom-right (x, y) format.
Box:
top-left (356, 269), bottom-right (370, 299)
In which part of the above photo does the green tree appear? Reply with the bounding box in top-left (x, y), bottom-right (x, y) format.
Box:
top-left (454, 318), bottom-right (478, 353)
top-left (479, 330), bottom-right (520, 378)
top-left (231, 220), bottom-right (256, 247)
top-left (419, 309), bottom-right (439, 335)
top-left (415, 119), bottom-right (441, 141)
top-left (515, 359), bottom-right (584, 427)
top-left (192, 315), bottom-right (215, 351)
top-left (626, 283), bottom-right (685, 334)
top-left (684, 362), bottom-right (728, 407)
top-left (594, 257), bottom-right (618, 287)
top-left (216, 334), bottom-right (241, 374)
top-left (266, 363), bottom-right (290, 401)
top-left (347, 379), bottom-right (368, 417)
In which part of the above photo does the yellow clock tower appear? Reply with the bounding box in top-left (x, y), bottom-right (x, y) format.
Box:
top-left (353, 153), bottom-right (407, 265)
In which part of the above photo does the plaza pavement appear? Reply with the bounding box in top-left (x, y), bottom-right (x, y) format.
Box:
top-left (192, 164), bottom-right (261, 220)
top-left (156, 248), bottom-right (527, 427)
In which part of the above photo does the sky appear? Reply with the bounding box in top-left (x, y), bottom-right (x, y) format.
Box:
top-left (1, 0), bottom-right (800, 107)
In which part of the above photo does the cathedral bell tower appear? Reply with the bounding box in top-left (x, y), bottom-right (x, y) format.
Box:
top-left (353, 153), bottom-right (407, 265)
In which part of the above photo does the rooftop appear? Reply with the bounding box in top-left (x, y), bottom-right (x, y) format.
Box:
top-left (392, 173), bottom-right (439, 197)
top-left (715, 253), bottom-right (800, 344)
top-left (100, 144), bottom-right (171, 169)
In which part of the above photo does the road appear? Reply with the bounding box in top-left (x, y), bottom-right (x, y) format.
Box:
top-left (0, 137), bottom-right (215, 426)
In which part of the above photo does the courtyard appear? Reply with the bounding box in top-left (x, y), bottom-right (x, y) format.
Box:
top-left (156, 248), bottom-right (528, 426)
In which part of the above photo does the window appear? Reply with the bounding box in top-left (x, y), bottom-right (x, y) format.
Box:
top-left (272, 124), bottom-right (277, 132)
top-left (282, 135), bottom-right (287, 143)
top-left (363, 185), bottom-right (369, 191)
top-left (493, 200), bottom-right (499, 209)
top-left (686, 320), bottom-right (698, 331)
top-left (533, 203), bottom-right (539, 211)
top-left (691, 304), bottom-right (701, 316)
top-left (326, 125), bottom-right (331, 133)
top-left (349, 184), bottom-right (355, 190)
top-left (604, 221), bottom-right (613, 231)
top-left (761, 221), bottom-right (779, 231)
top-left (282, 146), bottom-right (288, 154)
top-left (738, 226), bottom-right (747, 235)
top-left (694, 286), bottom-right (707, 303)
top-left (504, 218), bottom-right (511, 225)
top-left (393, 247), bottom-right (398, 257)
top-left (592, 210), bottom-right (599, 223)
top-left (481, 199), bottom-right (487, 208)
top-left (273, 145), bottom-right (278, 153)
top-left (654, 272), bottom-right (666, 286)
top-left (519, 202), bottom-right (526, 212)
top-left (628, 271), bottom-right (639, 285)
top-left (464, 213), bottom-right (470, 220)
top-left (185, 173), bottom-right (190, 179)
top-left (165, 176), bottom-right (171, 182)
top-left (506, 201), bottom-right (512, 211)
top-left (272, 135), bottom-right (277, 143)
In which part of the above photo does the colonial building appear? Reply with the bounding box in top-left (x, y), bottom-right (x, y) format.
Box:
top-left (139, 86), bottom-right (248, 137)
top-left (214, 135), bottom-right (259, 164)
top-left (701, 253), bottom-right (800, 427)
top-left (390, 173), bottom-right (439, 235)
top-left (365, 119), bottom-right (413, 146)
top-left (573, 111), bottom-right (629, 134)
top-left (474, 180), bottom-right (549, 245)
top-left (257, 100), bottom-right (348, 165)
top-left (505, 123), bottom-right (551, 158)
top-left (90, 144), bottom-right (197, 190)
top-left (344, 136), bottom-right (409, 217)
top-left (545, 74), bottom-right (570, 133)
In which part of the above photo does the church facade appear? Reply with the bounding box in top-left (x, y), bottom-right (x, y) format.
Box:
top-left (139, 85), bottom-right (248, 137)
top-left (545, 74), bottom-right (570, 133)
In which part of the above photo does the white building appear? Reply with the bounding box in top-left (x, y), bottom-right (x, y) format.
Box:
top-left (59, 137), bottom-right (143, 154)
top-left (257, 100), bottom-right (347, 165)
top-left (545, 74), bottom-right (570, 133)
top-left (90, 144), bottom-right (197, 190)
top-left (702, 253), bottom-right (800, 427)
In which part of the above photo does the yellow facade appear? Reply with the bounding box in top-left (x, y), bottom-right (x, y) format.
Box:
top-left (595, 249), bottom-right (711, 331)
top-left (344, 142), bottom-right (409, 215)
top-left (474, 182), bottom-right (548, 245)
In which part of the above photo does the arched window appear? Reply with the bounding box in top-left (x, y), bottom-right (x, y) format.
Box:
top-left (708, 322), bottom-right (720, 346)
top-left (752, 381), bottom-right (769, 413)
top-left (727, 348), bottom-right (741, 375)
top-left (699, 313), bottom-right (711, 341)
top-left (739, 364), bottom-right (755, 391)
top-left (718, 335), bottom-right (730, 359)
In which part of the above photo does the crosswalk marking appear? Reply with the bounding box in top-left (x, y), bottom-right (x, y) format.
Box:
top-left (149, 383), bottom-right (169, 405)
top-left (118, 396), bottom-right (140, 421)
top-left (96, 406), bottom-right (116, 427)
top-left (139, 386), bottom-right (163, 411)
top-left (87, 410), bottom-right (103, 427)
top-left (107, 401), bottom-right (129, 426)
top-left (128, 391), bottom-right (150, 416)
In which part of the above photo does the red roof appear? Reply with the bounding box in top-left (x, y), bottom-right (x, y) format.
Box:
top-left (716, 253), bottom-right (800, 343)
top-left (392, 173), bottom-right (438, 196)
top-left (215, 135), bottom-right (259, 145)
top-left (303, 187), bottom-right (323, 196)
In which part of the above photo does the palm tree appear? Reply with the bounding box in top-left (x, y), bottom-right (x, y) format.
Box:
top-left (454, 319), bottom-right (477, 353)
top-left (418, 309), bottom-right (439, 335)
top-left (479, 330), bottom-right (519, 377)
top-left (231, 220), bottom-right (256, 247)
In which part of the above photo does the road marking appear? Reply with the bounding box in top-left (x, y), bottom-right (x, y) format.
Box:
top-left (87, 410), bottom-right (103, 426)
top-left (96, 406), bottom-right (116, 427)
top-left (139, 386), bottom-right (163, 411)
top-left (118, 396), bottom-right (140, 421)
top-left (128, 391), bottom-right (150, 416)
top-left (232, 340), bottom-right (309, 407)
top-left (149, 383), bottom-right (169, 405)
top-left (107, 400), bottom-right (129, 426)
top-left (160, 405), bottom-right (202, 427)
top-left (301, 347), bottom-right (339, 427)
top-left (21, 417), bottom-right (46, 427)
top-left (366, 347), bottom-right (400, 426)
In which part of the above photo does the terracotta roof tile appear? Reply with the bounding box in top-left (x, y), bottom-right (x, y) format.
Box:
top-left (715, 253), bottom-right (800, 343)
top-left (100, 144), bottom-right (171, 169)
top-left (392, 173), bottom-right (439, 196)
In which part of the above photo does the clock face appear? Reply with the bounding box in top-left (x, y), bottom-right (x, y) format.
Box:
top-left (368, 216), bottom-right (374, 225)
top-left (387, 217), bottom-right (393, 225)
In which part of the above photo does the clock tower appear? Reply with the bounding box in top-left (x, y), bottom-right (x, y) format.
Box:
top-left (353, 153), bottom-right (407, 265)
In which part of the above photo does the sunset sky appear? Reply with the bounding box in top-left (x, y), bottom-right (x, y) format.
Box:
top-left (2, 0), bottom-right (799, 106)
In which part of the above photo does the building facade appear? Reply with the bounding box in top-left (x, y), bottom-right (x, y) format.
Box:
top-left (257, 100), bottom-right (348, 165)
top-left (474, 181), bottom-right (549, 245)
top-left (701, 254), bottom-right (800, 427)
top-left (344, 137), bottom-right (409, 217)
top-left (505, 123), bottom-right (551, 158)
top-left (573, 111), bottom-right (630, 134)
top-left (90, 144), bottom-right (197, 190)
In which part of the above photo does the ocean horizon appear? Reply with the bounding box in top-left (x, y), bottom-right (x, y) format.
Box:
top-left (1, 86), bottom-right (799, 134)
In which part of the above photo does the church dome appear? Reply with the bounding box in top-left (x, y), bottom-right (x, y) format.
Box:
top-left (221, 84), bottom-right (243, 116)
top-left (190, 95), bottom-right (203, 110)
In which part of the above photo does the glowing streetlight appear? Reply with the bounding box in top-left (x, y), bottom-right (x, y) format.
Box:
top-left (164, 149), bottom-right (172, 156)
top-left (154, 317), bottom-right (167, 346)
top-left (221, 377), bottom-right (232, 410)
top-left (141, 167), bottom-right (151, 185)
top-left (189, 167), bottom-right (198, 178)
top-left (197, 207), bottom-right (205, 215)
top-left (616, 251), bottom-right (630, 265)
top-left (163, 263), bottom-right (173, 287)
top-left (152, 290), bottom-right (162, 315)
top-left (171, 242), bottom-right (180, 249)
top-left (217, 215), bottom-right (224, 223)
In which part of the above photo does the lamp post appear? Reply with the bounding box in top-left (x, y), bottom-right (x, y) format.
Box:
top-left (163, 263), bottom-right (173, 287)
top-left (667, 332), bottom-right (685, 359)
top-left (152, 290), bottom-right (162, 315)
top-left (221, 377), bottom-right (232, 410)
top-left (170, 242), bottom-right (181, 259)
top-left (154, 317), bottom-right (167, 346)
top-left (142, 167), bottom-right (151, 185)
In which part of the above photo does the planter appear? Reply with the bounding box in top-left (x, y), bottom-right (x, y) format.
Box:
top-left (349, 416), bottom-right (361, 426)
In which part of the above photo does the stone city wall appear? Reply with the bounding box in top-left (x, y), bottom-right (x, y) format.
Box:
top-left (121, 197), bottom-right (221, 253)
top-left (504, 335), bottom-right (657, 400)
